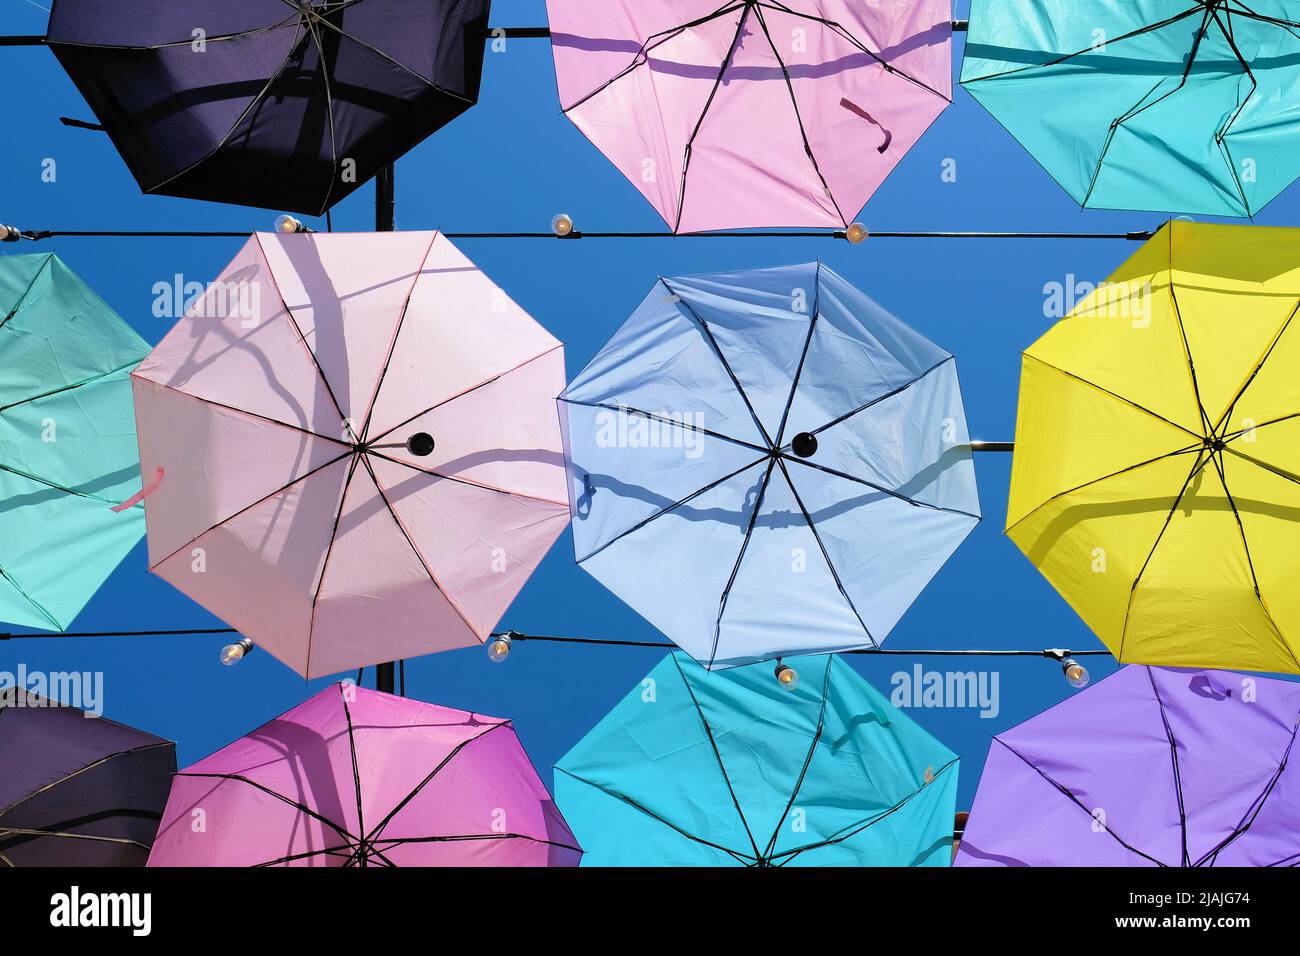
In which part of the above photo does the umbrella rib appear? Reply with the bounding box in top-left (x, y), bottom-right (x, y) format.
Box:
top-left (176, 771), bottom-right (359, 844)
top-left (0, 358), bottom-right (141, 415)
top-left (1195, 716), bottom-right (1300, 867)
top-left (0, 253), bottom-right (53, 332)
top-left (253, 233), bottom-right (352, 438)
top-left (0, 461), bottom-right (133, 507)
top-left (1214, 299), bottom-right (1300, 436)
top-left (46, 14), bottom-right (303, 52)
top-left (773, 262), bottom-right (821, 449)
top-left (758, 0), bottom-right (951, 103)
top-left (767, 756), bottom-right (960, 864)
top-left (575, 455), bottom-right (769, 564)
top-left (356, 454), bottom-right (481, 642)
top-left (807, 355), bottom-right (955, 439)
top-left (147, 24), bottom-right (312, 196)
top-left (552, 767), bottom-right (754, 863)
top-left (706, 457), bottom-right (778, 668)
top-left (253, 844), bottom-right (357, 867)
top-left (301, 15), bottom-right (343, 216)
top-left (773, 457), bottom-right (879, 646)
top-left (1021, 354), bottom-right (1204, 441)
top-left (1117, 449), bottom-right (1214, 661)
top-left (962, 6), bottom-right (1206, 84)
top-left (782, 454), bottom-right (981, 521)
top-left (1207, 6), bottom-right (1259, 215)
top-left (129, 375), bottom-right (352, 450)
top-left (750, 5), bottom-right (848, 226)
top-left (371, 343), bottom-right (566, 446)
top-left (1145, 668), bottom-right (1192, 866)
top-left (557, 397), bottom-right (769, 455)
top-left (759, 660), bottom-right (832, 860)
top-left (0, 564), bottom-right (62, 631)
top-left (1207, 449), bottom-right (1264, 598)
top-left (1168, 277), bottom-right (1215, 438)
top-left (0, 828), bottom-right (152, 852)
top-left (1222, 0), bottom-right (1300, 30)
top-left (362, 722), bottom-right (510, 842)
top-left (670, 654), bottom-right (764, 860)
top-left (991, 736), bottom-right (1170, 866)
top-left (340, 688), bottom-right (367, 861)
top-left (661, 278), bottom-right (773, 446)
top-left (368, 832), bottom-right (583, 854)
top-left (147, 450), bottom-right (353, 572)
top-left (560, 1), bottom-right (748, 114)
top-left (358, 233), bottom-right (442, 444)
top-left (1080, 7), bottom-right (1216, 209)
top-left (366, 450), bottom-right (568, 509)
top-left (0, 741), bottom-right (173, 819)
top-left (671, 5), bottom-right (754, 234)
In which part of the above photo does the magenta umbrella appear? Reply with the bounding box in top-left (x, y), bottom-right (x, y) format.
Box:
top-left (546, 0), bottom-right (953, 232)
top-left (147, 684), bottom-right (581, 867)
top-left (131, 231), bottom-right (570, 678)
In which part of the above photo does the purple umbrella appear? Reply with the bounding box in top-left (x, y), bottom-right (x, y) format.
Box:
top-left (0, 688), bottom-right (176, 867)
top-left (957, 666), bottom-right (1300, 867)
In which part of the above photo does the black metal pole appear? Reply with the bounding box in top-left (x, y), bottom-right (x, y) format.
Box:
top-left (374, 164), bottom-right (399, 696)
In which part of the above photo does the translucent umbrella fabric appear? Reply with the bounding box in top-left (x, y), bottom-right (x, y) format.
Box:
top-left (559, 262), bottom-right (980, 667)
top-left (557, 653), bottom-right (958, 866)
top-left (132, 231), bottom-right (569, 678)
top-left (546, 0), bottom-right (953, 232)
top-left (0, 253), bottom-right (147, 630)
top-left (148, 684), bottom-right (581, 867)
top-left (957, 665), bottom-right (1300, 867)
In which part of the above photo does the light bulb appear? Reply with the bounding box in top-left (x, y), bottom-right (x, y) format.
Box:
top-left (220, 638), bottom-right (253, 666)
top-left (845, 222), bottom-right (868, 244)
top-left (1062, 658), bottom-right (1090, 689)
top-left (551, 213), bottom-right (575, 237)
top-left (487, 633), bottom-right (512, 663)
top-left (775, 662), bottom-right (798, 691)
top-left (275, 214), bottom-right (305, 234)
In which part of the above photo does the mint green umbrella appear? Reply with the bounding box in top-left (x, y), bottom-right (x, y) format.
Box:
top-left (0, 254), bottom-right (148, 629)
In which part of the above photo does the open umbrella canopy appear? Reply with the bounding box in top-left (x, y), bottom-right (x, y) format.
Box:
top-left (148, 683), bottom-right (581, 866)
top-left (1, 688), bottom-right (175, 867)
top-left (546, 0), bottom-right (953, 232)
top-left (47, 0), bottom-right (492, 214)
top-left (956, 665), bottom-right (1300, 867)
top-left (0, 253), bottom-right (147, 631)
top-left (559, 262), bottom-right (980, 668)
top-left (962, 0), bottom-right (1300, 217)
top-left (556, 653), bottom-right (958, 866)
top-left (1008, 221), bottom-right (1300, 674)
top-left (132, 230), bottom-right (569, 678)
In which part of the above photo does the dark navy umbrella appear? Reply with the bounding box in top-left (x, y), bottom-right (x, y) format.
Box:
top-left (46, 0), bottom-right (492, 214)
top-left (0, 689), bottom-right (175, 866)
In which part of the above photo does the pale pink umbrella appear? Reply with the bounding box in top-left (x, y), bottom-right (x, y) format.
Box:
top-left (147, 684), bottom-right (581, 866)
top-left (131, 231), bottom-right (569, 678)
top-left (546, 0), bottom-right (953, 233)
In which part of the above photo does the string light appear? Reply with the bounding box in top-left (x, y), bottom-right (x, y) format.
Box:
top-left (1045, 649), bottom-right (1090, 689)
top-left (219, 638), bottom-right (254, 666)
top-left (274, 214), bottom-right (309, 234)
top-left (486, 631), bottom-right (514, 663)
top-left (845, 222), bottom-right (869, 244)
top-left (551, 213), bottom-right (575, 237)
top-left (775, 662), bottom-right (799, 691)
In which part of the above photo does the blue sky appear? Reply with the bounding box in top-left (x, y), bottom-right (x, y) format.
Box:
top-left (3, 0), bottom-right (1298, 809)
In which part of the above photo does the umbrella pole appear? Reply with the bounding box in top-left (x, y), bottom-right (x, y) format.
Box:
top-left (374, 163), bottom-right (401, 698)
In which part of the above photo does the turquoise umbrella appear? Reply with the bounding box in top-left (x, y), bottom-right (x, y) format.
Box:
top-left (0, 254), bottom-right (148, 630)
top-left (556, 654), bottom-right (957, 866)
top-left (962, 0), bottom-right (1300, 217)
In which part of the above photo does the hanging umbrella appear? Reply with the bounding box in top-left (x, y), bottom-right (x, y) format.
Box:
top-left (147, 682), bottom-right (581, 866)
top-left (558, 262), bottom-right (980, 667)
top-left (962, 0), bottom-right (1300, 217)
top-left (46, 0), bottom-right (492, 214)
top-left (556, 653), bottom-right (958, 866)
top-left (1008, 220), bottom-right (1300, 674)
top-left (1, 688), bottom-right (175, 867)
top-left (545, 0), bottom-right (953, 232)
top-left (956, 665), bottom-right (1300, 867)
top-left (131, 230), bottom-right (569, 678)
top-left (0, 253), bottom-right (148, 631)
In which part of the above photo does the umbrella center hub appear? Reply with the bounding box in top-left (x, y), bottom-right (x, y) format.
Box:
top-left (791, 432), bottom-right (818, 458)
top-left (1206, 436), bottom-right (1226, 452)
top-left (406, 432), bottom-right (436, 457)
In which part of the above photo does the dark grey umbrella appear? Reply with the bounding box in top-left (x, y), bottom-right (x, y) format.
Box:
top-left (0, 688), bottom-right (175, 866)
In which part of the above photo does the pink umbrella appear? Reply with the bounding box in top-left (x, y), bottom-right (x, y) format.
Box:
top-left (147, 684), bottom-right (581, 866)
top-left (546, 0), bottom-right (953, 233)
top-left (132, 231), bottom-right (569, 678)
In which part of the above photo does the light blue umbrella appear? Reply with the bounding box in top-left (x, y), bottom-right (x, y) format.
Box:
top-left (556, 653), bottom-right (959, 867)
top-left (558, 262), bottom-right (979, 668)
top-left (0, 253), bottom-right (148, 630)
top-left (962, 0), bottom-right (1300, 217)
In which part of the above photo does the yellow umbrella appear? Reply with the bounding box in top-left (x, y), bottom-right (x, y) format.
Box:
top-left (1008, 221), bottom-right (1300, 674)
